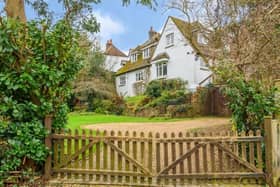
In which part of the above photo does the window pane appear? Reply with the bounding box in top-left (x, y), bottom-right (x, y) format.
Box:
top-left (163, 63), bottom-right (167, 76)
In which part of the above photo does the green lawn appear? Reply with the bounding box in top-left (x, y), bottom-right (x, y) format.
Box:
top-left (67, 112), bottom-right (186, 130)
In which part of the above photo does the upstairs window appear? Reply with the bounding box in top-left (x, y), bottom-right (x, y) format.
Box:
top-left (166, 33), bottom-right (174, 46)
top-left (156, 62), bottom-right (167, 78)
top-left (143, 48), bottom-right (150, 59)
top-left (136, 71), bottom-right (144, 81)
top-left (119, 76), bottom-right (126, 86)
top-left (131, 54), bottom-right (137, 62)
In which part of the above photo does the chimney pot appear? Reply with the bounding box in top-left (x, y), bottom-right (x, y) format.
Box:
top-left (106, 39), bottom-right (113, 50)
top-left (149, 27), bottom-right (155, 39)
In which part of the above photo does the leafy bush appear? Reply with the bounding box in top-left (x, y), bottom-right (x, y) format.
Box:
top-left (147, 90), bottom-right (187, 107)
top-left (92, 96), bottom-right (126, 115)
top-left (0, 19), bottom-right (82, 181)
top-left (145, 79), bottom-right (187, 98)
top-left (222, 78), bottom-right (277, 132)
top-left (214, 62), bottom-right (278, 132)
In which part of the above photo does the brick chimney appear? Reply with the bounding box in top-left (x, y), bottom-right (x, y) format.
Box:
top-left (149, 27), bottom-right (156, 40)
top-left (106, 39), bottom-right (112, 50)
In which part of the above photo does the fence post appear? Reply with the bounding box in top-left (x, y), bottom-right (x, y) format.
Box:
top-left (264, 116), bottom-right (280, 187)
top-left (44, 115), bottom-right (53, 180)
top-left (264, 116), bottom-right (273, 175)
top-left (275, 79), bottom-right (280, 119)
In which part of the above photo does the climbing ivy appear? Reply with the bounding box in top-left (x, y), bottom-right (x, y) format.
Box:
top-left (0, 18), bottom-right (82, 183)
top-left (214, 61), bottom-right (278, 133)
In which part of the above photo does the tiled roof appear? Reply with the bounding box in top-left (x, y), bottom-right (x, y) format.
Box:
top-left (116, 29), bottom-right (160, 75)
top-left (152, 52), bottom-right (170, 61)
top-left (104, 41), bottom-right (127, 57)
top-left (170, 17), bottom-right (209, 62)
top-left (116, 57), bottom-right (150, 75)
top-left (130, 32), bottom-right (160, 54)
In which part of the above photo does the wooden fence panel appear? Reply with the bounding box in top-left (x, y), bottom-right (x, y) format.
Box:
top-left (50, 128), bottom-right (265, 186)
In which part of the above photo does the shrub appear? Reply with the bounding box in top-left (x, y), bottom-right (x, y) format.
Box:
top-left (0, 19), bottom-right (82, 181)
top-left (147, 90), bottom-right (187, 107)
top-left (214, 61), bottom-right (279, 132)
top-left (222, 78), bottom-right (278, 132)
top-left (92, 96), bottom-right (126, 115)
top-left (145, 79), bottom-right (187, 98)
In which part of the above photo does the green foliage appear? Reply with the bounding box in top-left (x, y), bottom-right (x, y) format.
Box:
top-left (73, 47), bottom-right (117, 113)
top-left (92, 96), bottom-right (126, 115)
top-left (222, 78), bottom-right (277, 132)
top-left (214, 62), bottom-right (278, 132)
top-left (147, 90), bottom-right (187, 107)
top-left (145, 79), bottom-right (187, 98)
top-left (0, 18), bottom-right (82, 181)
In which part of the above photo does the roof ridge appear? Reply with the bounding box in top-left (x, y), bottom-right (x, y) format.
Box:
top-left (105, 43), bottom-right (128, 57)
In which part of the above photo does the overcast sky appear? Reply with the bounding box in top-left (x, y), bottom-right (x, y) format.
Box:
top-left (1, 0), bottom-right (184, 55)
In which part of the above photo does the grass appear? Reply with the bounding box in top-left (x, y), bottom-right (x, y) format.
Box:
top-left (67, 112), bottom-right (187, 130)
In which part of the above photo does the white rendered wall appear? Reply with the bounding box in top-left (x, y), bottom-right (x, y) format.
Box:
top-left (104, 55), bottom-right (128, 72)
top-left (116, 68), bottom-right (149, 97)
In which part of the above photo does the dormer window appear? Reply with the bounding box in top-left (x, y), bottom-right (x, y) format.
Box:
top-left (143, 48), bottom-right (150, 59)
top-left (131, 54), bottom-right (137, 62)
top-left (166, 33), bottom-right (174, 46)
top-left (198, 33), bottom-right (207, 44)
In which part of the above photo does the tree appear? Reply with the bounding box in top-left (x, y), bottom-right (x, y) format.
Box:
top-left (166, 0), bottom-right (280, 86)
top-left (73, 41), bottom-right (117, 111)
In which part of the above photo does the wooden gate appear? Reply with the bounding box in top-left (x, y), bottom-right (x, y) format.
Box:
top-left (49, 129), bottom-right (265, 186)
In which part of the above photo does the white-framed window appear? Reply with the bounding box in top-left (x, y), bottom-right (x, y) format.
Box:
top-left (136, 71), bottom-right (144, 81)
top-left (166, 33), bottom-right (174, 46)
top-left (156, 62), bottom-right (167, 78)
top-left (119, 76), bottom-right (126, 86)
top-left (131, 54), bottom-right (137, 62)
top-left (143, 48), bottom-right (150, 59)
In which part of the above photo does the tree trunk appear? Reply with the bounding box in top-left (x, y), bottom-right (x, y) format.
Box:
top-left (5, 0), bottom-right (27, 22)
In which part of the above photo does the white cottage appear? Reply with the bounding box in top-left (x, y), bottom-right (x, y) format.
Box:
top-left (150, 16), bottom-right (212, 91)
top-left (104, 39), bottom-right (128, 72)
top-left (115, 16), bottom-right (212, 97)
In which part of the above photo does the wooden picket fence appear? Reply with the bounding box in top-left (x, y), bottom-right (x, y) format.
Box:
top-left (47, 128), bottom-right (266, 186)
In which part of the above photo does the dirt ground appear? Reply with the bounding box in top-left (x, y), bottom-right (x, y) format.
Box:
top-left (83, 117), bottom-right (231, 133)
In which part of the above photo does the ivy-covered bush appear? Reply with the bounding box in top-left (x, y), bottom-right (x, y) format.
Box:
top-left (222, 78), bottom-right (277, 132)
top-left (0, 18), bottom-right (82, 182)
top-left (214, 61), bottom-right (278, 133)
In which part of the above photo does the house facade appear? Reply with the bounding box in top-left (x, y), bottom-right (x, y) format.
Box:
top-left (104, 39), bottom-right (128, 72)
top-left (115, 17), bottom-right (212, 97)
top-left (116, 27), bottom-right (160, 96)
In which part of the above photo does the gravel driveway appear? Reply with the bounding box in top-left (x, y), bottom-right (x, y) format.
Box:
top-left (82, 117), bottom-right (230, 133)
